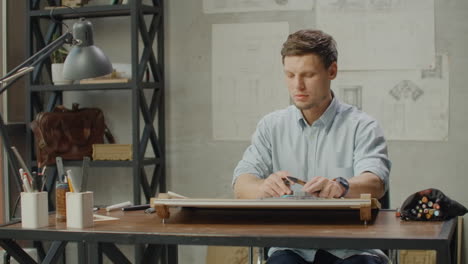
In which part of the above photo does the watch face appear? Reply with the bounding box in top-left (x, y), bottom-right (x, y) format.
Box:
top-left (339, 177), bottom-right (349, 189)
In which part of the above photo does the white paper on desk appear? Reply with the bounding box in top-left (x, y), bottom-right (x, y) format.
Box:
top-left (316, 0), bottom-right (435, 70)
top-left (93, 214), bottom-right (120, 222)
top-left (332, 54), bottom-right (449, 141)
top-left (203, 0), bottom-right (313, 14)
top-left (212, 22), bottom-right (290, 141)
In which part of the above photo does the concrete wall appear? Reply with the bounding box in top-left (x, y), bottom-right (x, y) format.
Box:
top-left (47, 0), bottom-right (468, 263)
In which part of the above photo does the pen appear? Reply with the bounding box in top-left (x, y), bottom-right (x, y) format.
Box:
top-left (287, 176), bottom-right (306, 186)
top-left (106, 201), bottom-right (133, 212)
top-left (122, 204), bottom-right (150, 211)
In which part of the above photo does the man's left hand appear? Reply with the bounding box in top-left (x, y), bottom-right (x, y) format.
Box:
top-left (302, 176), bottom-right (345, 198)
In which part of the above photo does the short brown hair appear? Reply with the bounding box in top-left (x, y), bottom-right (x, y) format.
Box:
top-left (281, 29), bottom-right (337, 68)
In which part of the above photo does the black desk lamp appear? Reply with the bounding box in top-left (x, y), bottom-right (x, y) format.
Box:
top-left (0, 18), bottom-right (112, 213)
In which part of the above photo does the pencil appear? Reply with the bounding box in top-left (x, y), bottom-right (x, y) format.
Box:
top-left (287, 176), bottom-right (306, 186)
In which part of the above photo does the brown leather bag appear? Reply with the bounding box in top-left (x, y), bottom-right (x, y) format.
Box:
top-left (31, 103), bottom-right (115, 167)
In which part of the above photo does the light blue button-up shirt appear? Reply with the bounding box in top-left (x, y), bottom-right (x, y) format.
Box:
top-left (233, 96), bottom-right (391, 261)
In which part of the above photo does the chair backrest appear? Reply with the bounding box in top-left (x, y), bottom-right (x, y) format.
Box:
top-left (261, 190), bottom-right (391, 261)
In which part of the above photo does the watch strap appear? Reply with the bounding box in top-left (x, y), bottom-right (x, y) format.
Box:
top-left (333, 177), bottom-right (349, 198)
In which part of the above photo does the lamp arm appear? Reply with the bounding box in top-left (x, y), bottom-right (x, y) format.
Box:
top-left (0, 32), bottom-right (73, 218)
top-left (0, 32), bottom-right (73, 88)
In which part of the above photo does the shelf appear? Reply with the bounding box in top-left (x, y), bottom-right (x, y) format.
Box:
top-left (26, 0), bottom-right (165, 206)
top-left (29, 4), bottom-right (159, 19)
top-left (33, 158), bottom-right (161, 168)
top-left (30, 82), bottom-right (161, 92)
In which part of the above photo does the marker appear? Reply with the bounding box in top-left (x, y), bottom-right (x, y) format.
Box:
top-left (22, 174), bottom-right (32, 193)
top-left (122, 204), bottom-right (150, 211)
top-left (106, 201), bottom-right (133, 212)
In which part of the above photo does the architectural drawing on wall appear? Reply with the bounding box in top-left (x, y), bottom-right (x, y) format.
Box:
top-left (332, 54), bottom-right (449, 141)
top-left (212, 22), bottom-right (290, 141)
top-left (316, 0), bottom-right (435, 70)
top-left (422, 54), bottom-right (443, 79)
top-left (389, 80), bottom-right (424, 101)
top-left (203, 0), bottom-right (314, 14)
top-left (339, 85), bottom-right (362, 109)
top-left (329, 0), bottom-right (365, 10)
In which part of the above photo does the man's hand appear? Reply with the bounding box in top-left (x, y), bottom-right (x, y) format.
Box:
top-left (302, 176), bottom-right (345, 198)
top-left (257, 171), bottom-right (292, 198)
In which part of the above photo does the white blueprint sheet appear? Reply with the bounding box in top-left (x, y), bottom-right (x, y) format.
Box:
top-left (333, 54), bottom-right (449, 141)
top-left (212, 22), bottom-right (290, 141)
top-left (316, 0), bottom-right (435, 70)
top-left (203, 0), bottom-right (313, 14)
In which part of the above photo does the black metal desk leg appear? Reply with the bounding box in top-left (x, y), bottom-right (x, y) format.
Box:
top-left (42, 241), bottom-right (68, 264)
top-left (436, 244), bottom-right (451, 264)
top-left (167, 245), bottom-right (178, 264)
top-left (32, 241), bottom-right (45, 261)
top-left (101, 243), bottom-right (131, 264)
top-left (142, 244), bottom-right (162, 263)
top-left (77, 242), bottom-right (87, 264)
top-left (0, 239), bottom-right (36, 264)
top-left (87, 242), bottom-right (102, 264)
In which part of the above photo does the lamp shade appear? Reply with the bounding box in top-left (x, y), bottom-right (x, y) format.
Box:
top-left (63, 18), bottom-right (112, 80)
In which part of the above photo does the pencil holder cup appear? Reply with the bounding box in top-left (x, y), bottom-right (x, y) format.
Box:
top-left (55, 182), bottom-right (69, 222)
top-left (66, 191), bottom-right (94, 228)
top-left (21, 192), bottom-right (48, 228)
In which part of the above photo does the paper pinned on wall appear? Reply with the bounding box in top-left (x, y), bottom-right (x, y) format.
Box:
top-left (316, 0), bottom-right (435, 70)
top-left (212, 22), bottom-right (290, 141)
top-left (332, 54), bottom-right (449, 141)
top-left (203, 0), bottom-right (314, 14)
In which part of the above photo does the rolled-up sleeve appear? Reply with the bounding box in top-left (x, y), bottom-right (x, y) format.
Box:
top-left (232, 118), bottom-right (273, 187)
top-left (353, 120), bottom-right (391, 192)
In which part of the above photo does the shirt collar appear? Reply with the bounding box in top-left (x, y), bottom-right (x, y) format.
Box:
top-left (294, 93), bottom-right (339, 130)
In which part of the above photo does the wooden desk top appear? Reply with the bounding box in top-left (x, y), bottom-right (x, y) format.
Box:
top-left (0, 209), bottom-right (456, 250)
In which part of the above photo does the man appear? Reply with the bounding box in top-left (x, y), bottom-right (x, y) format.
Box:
top-left (232, 29), bottom-right (391, 264)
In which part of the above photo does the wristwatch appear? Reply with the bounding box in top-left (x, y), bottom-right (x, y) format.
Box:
top-left (333, 177), bottom-right (350, 197)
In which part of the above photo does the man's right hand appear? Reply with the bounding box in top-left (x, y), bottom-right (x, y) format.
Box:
top-left (258, 171), bottom-right (292, 198)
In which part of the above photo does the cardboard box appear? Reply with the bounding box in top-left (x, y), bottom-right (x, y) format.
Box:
top-left (62, 0), bottom-right (87, 7)
top-left (92, 144), bottom-right (132, 161)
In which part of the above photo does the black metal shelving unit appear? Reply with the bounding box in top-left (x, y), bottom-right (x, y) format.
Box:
top-left (25, 0), bottom-right (165, 205)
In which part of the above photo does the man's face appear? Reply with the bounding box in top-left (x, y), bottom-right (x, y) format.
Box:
top-left (283, 54), bottom-right (337, 111)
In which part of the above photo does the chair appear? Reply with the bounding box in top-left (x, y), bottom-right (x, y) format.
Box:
top-left (249, 191), bottom-right (391, 264)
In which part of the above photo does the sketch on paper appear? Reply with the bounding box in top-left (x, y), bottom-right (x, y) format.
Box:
top-left (212, 22), bottom-right (290, 141)
top-left (389, 80), bottom-right (424, 101)
top-left (316, 0), bottom-right (435, 70)
top-left (203, 0), bottom-right (314, 14)
top-left (332, 54), bottom-right (449, 141)
top-left (339, 85), bottom-right (362, 109)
